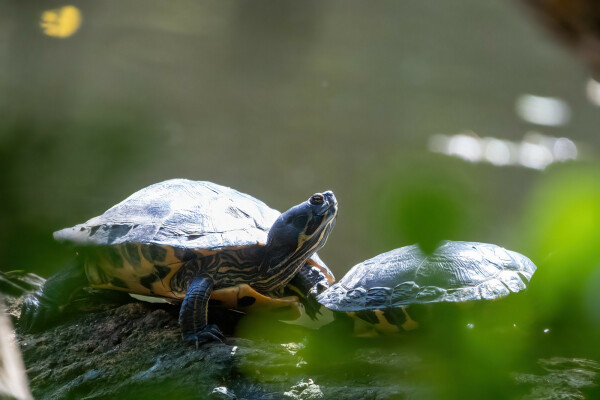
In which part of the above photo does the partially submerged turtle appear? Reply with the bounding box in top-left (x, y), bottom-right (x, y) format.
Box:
top-left (21, 179), bottom-right (337, 345)
top-left (317, 241), bottom-right (536, 335)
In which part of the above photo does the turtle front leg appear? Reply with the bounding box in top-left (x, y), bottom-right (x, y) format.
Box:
top-left (179, 275), bottom-right (226, 347)
top-left (286, 260), bottom-right (333, 320)
top-left (20, 260), bottom-right (87, 332)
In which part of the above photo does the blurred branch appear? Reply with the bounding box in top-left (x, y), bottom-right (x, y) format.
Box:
top-left (520, 0), bottom-right (600, 75)
top-left (0, 305), bottom-right (31, 400)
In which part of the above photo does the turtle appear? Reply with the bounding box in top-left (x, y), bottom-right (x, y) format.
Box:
top-left (316, 241), bottom-right (536, 336)
top-left (20, 179), bottom-right (338, 345)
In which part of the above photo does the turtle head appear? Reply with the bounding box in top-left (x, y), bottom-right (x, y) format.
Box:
top-left (261, 191), bottom-right (337, 284)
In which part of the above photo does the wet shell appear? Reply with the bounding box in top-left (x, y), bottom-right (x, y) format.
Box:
top-left (54, 179), bottom-right (280, 250)
top-left (317, 241), bottom-right (536, 312)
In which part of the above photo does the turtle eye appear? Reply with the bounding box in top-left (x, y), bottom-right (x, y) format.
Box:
top-left (309, 193), bottom-right (324, 205)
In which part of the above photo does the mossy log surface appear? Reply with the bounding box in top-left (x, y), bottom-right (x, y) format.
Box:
top-left (5, 288), bottom-right (423, 400)
top-left (3, 273), bottom-right (599, 400)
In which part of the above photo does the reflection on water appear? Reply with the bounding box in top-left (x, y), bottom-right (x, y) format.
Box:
top-left (429, 131), bottom-right (578, 169)
top-left (516, 95), bottom-right (571, 127)
top-left (585, 78), bottom-right (600, 107)
top-left (515, 357), bottom-right (600, 399)
top-left (40, 6), bottom-right (82, 39)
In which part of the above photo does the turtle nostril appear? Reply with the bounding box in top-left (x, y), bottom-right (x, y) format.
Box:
top-left (324, 191), bottom-right (337, 206)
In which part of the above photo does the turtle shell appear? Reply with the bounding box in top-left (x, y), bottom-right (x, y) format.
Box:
top-left (317, 241), bottom-right (536, 312)
top-left (54, 179), bottom-right (280, 249)
top-left (53, 179), bottom-right (333, 298)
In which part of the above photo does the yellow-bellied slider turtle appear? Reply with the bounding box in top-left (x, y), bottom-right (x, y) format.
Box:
top-left (21, 179), bottom-right (337, 345)
top-left (316, 241), bottom-right (536, 335)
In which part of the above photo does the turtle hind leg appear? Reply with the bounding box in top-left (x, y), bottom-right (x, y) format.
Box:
top-left (179, 275), bottom-right (225, 347)
top-left (211, 284), bottom-right (301, 321)
top-left (19, 259), bottom-right (87, 333)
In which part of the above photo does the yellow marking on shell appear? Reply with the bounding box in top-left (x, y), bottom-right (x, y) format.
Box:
top-left (157, 266), bottom-right (186, 299)
top-left (399, 307), bottom-right (419, 331)
top-left (372, 310), bottom-right (401, 335)
top-left (155, 245), bottom-right (188, 299)
top-left (87, 244), bottom-right (185, 300)
top-left (347, 312), bottom-right (380, 338)
top-left (347, 308), bottom-right (419, 337)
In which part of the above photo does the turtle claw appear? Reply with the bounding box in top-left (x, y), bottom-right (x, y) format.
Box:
top-left (182, 324), bottom-right (226, 348)
top-left (19, 292), bottom-right (61, 333)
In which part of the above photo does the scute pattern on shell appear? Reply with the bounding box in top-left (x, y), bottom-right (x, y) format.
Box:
top-left (317, 241), bottom-right (536, 312)
top-left (53, 179), bottom-right (281, 250)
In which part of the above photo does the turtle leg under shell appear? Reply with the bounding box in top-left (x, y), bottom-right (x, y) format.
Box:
top-left (178, 275), bottom-right (225, 346)
top-left (20, 261), bottom-right (88, 332)
top-left (210, 284), bottom-right (302, 320)
top-left (21, 267), bottom-right (227, 346)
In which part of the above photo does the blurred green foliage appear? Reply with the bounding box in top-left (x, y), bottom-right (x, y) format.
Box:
top-left (365, 155), bottom-right (485, 254)
top-left (523, 164), bottom-right (600, 263)
top-left (0, 109), bottom-right (158, 275)
top-left (519, 163), bottom-right (600, 357)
